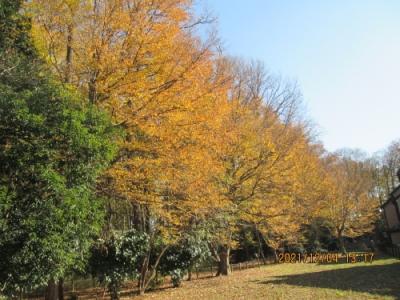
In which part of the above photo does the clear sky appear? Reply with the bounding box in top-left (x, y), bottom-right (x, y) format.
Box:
top-left (199, 0), bottom-right (400, 155)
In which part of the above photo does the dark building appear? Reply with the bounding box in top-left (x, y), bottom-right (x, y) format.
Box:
top-left (382, 171), bottom-right (400, 245)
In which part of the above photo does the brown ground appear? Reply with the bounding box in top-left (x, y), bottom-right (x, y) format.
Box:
top-left (50, 257), bottom-right (399, 300)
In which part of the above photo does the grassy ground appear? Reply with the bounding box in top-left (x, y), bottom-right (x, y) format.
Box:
top-left (129, 257), bottom-right (400, 300)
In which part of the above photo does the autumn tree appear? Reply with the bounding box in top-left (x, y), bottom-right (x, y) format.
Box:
top-left (207, 59), bottom-right (322, 274)
top-left (28, 0), bottom-right (230, 294)
top-left (322, 151), bottom-right (379, 252)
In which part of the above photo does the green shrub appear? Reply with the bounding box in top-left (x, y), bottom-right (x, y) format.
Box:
top-left (89, 230), bottom-right (148, 300)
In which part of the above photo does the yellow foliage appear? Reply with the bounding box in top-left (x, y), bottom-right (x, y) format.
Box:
top-left (27, 0), bottom-right (379, 251)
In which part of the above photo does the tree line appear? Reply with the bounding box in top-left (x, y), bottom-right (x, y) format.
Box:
top-left (0, 1), bottom-right (393, 299)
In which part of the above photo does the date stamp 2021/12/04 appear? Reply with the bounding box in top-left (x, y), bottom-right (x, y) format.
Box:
top-left (278, 252), bottom-right (374, 264)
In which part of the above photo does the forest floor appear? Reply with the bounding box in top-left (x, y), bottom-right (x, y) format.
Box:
top-left (128, 257), bottom-right (400, 300)
top-left (30, 256), bottom-right (400, 300)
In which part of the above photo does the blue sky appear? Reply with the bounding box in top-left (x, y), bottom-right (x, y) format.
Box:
top-left (198, 0), bottom-right (400, 155)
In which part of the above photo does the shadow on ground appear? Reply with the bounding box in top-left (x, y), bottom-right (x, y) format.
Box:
top-left (256, 260), bottom-right (400, 299)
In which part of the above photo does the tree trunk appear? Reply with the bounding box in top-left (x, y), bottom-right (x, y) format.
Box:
top-left (65, 24), bottom-right (73, 83)
top-left (245, 245), bottom-right (249, 261)
top-left (216, 247), bottom-right (230, 276)
top-left (256, 229), bottom-right (266, 264)
top-left (138, 256), bottom-right (149, 296)
top-left (88, 76), bottom-right (97, 104)
top-left (111, 290), bottom-right (119, 300)
top-left (45, 279), bottom-right (59, 300)
top-left (338, 230), bottom-right (346, 254)
top-left (274, 249), bottom-right (279, 263)
top-left (187, 266), bottom-right (192, 281)
top-left (339, 237), bottom-right (346, 253)
top-left (139, 284), bottom-right (145, 296)
top-left (58, 278), bottom-right (64, 300)
top-left (109, 281), bottom-right (119, 300)
top-left (138, 245), bottom-right (169, 295)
